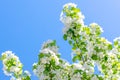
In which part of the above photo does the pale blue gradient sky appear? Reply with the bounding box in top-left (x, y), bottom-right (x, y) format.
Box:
top-left (0, 0), bottom-right (120, 80)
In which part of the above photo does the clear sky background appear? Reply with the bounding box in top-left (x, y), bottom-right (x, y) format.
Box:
top-left (0, 0), bottom-right (120, 80)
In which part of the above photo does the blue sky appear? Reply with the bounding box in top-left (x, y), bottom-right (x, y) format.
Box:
top-left (0, 0), bottom-right (120, 80)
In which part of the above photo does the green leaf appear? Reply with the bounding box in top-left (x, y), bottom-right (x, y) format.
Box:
top-left (84, 27), bottom-right (90, 35)
top-left (82, 72), bottom-right (87, 79)
top-left (56, 54), bottom-right (61, 58)
top-left (102, 64), bottom-right (107, 69)
top-left (97, 76), bottom-right (104, 80)
top-left (71, 7), bottom-right (80, 13)
top-left (117, 54), bottom-right (120, 59)
top-left (63, 34), bottom-right (67, 40)
top-left (55, 65), bottom-right (61, 69)
top-left (113, 69), bottom-right (117, 74)
top-left (91, 54), bottom-right (98, 60)
top-left (74, 70), bottom-right (82, 74)
top-left (108, 44), bottom-right (113, 50)
top-left (72, 56), bottom-right (78, 62)
top-left (1, 54), bottom-right (6, 60)
top-left (81, 47), bottom-right (87, 53)
top-left (33, 64), bottom-right (37, 70)
top-left (72, 46), bottom-right (76, 50)
top-left (44, 64), bottom-right (51, 74)
top-left (50, 59), bottom-right (55, 66)
top-left (72, 55), bottom-right (82, 62)
top-left (38, 53), bottom-right (45, 58)
top-left (68, 40), bottom-right (72, 45)
top-left (94, 46), bottom-right (101, 52)
top-left (114, 41), bottom-right (118, 46)
top-left (72, 43), bottom-right (77, 50)
top-left (22, 76), bottom-right (31, 80)
top-left (103, 55), bottom-right (108, 62)
top-left (50, 40), bottom-right (56, 46)
top-left (96, 31), bottom-right (101, 36)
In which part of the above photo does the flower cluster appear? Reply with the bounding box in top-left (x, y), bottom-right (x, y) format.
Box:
top-left (1, 51), bottom-right (31, 80)
top-left (33, 40), bottom-right (102, 80)
top-left (60, 3), bottom-right (120, 80)
top-left (33, 40), bottom-right (71, 80)
top-left (60, 3), bottom-right (84, 35)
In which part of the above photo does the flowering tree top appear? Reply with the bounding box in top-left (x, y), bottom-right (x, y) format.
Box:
top-left (1, 3), bottom-right (120, 80)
